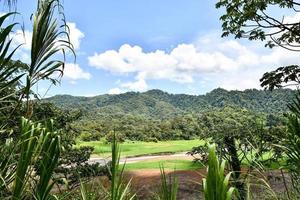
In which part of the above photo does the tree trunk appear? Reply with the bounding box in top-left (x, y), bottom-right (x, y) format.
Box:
top-left (224, 136), bottom-right (246, 200)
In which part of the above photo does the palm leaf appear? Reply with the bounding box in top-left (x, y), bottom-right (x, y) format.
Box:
top-left (24, 0), bottom-right (74, 103)
top-left (11, 117), bottom-right (61, 199)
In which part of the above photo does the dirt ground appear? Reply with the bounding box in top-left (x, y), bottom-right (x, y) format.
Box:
top-left (125, 169), bottom-right (204, 200)
top-left (124, 169), bottom-right (292, 200)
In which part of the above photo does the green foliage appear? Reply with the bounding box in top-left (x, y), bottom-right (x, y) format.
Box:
top-left (260, 62), bottom-right (300, 194)
top-left (79, 133), bottom-right (135, 200)
top-left (0, 0), bottom-right (83, 199)
top-left (77, 179), bottom-right (108, 200)
top-left (216, 0), bottom-right (300, 50)
top-left (80, 131), bottom-right (101, 141)
top-left (203, 144), bottom-right (236, 200)
top-left (195, 107), bottom-right (286, 199)
top-left (0, 117), bottom-right (61, 199)
top-left (285, 93), bottom-right (300, 191)
top-left (0, 13), bottom-right (24, 126)
top-left (157, 165), bottom-right (178, 200)
top-left (196, 107), bottom-right (284, 165)
top-left (47, 89), bottom-right (294, 141)
top-left (47, 89), bottom-right (296, 117)
top-left (109, 133), bottom-right (135, 200)
top-left (24, 0), bottom-right (73, 98)
top-left (260, 65), bottom-right (300, 91)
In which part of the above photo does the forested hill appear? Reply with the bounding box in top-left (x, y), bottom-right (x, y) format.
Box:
top-left (45, 88), bottom-right (296, 118)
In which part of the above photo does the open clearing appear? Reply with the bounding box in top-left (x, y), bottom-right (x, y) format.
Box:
top-left (77, 139), bottom-right (204, 157)
top-left (122, 153), bottom-right (202, 170)
top-left (88, 150), bottom-right (203, 170)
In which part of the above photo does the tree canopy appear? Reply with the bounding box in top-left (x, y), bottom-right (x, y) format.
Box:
top-left (216, 0), bottom-right (300, 51)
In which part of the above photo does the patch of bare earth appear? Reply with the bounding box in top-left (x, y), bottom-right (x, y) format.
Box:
top-left (124, 169), bottom-right (292, 200)
top-left (125, 169), bottom-right (205, 200)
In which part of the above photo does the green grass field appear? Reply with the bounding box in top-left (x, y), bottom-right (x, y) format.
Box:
top-left (123, 159), bottom-right (203, 170)
top-left (77, 139), bottom-right (204, 157)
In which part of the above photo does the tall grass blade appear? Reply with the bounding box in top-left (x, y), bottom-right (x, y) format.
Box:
top-left (109, 132), bottom-right (135, 200)
top-left (157, 165), bottom-right (178, 200)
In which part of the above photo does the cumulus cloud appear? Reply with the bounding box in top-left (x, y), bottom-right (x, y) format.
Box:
top-left (89, 44), bottom-right (228, 76)
top-left (284, 12), bottom-right (300, 24)
top-left (88, 42), bottom-right (255, 88)
top-left (10, 21), bottom-right (84, 53)
top-left (63, 63), bottom-right (91, 83)
top-left (88, 25), bottom-right (300, 92)
top-left (89, 35), bottom-right (298, 92)
top-left (120, 77), bottom-right (148, 91)
top-left (67, 22), bottom-right (84, 50)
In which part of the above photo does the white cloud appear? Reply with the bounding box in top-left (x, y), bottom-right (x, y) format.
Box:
top-left (87, 32), bottom-right (300, 92)
top-left (67, 22), bottom-right (84, 50)
top-left (89, 38), bottom-right (261, 77)
top-left (108, 88), bottom-right (123, 95)
top-left (120, 77), bottom-right (148, 91)
top-left (10, 21), bottom-right (84, 53)
top-left (88, 42), bottom-right (251, 89)
top-left (63, 63), bottom-right (91, 82)
top-left (284, 12), bottom-right (300, 24)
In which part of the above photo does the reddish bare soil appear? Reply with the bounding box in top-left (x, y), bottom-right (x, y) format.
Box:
top-left (124, 169), bottom-right (292, 200)
top-left (125, 169), bottom-right (205, 200)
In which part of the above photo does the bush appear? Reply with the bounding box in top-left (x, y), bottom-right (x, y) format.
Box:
top-left (145, 137), bottom-right (159, 142)
top-left (203, 144), bottom-right (236, 200)
top-left (54, 146), bottom-right (104, 187)
top-left (80, 131), bottom-right (101, 141)
top-left (55, 163), bottom-right (109, 187)
top-left (105, 131), bottom-right (125, 143)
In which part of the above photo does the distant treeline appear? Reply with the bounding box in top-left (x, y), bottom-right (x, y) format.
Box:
top-left (46, 88), bottom-right (295, 118)
top-left (44, 88), bottom-right (291, 141)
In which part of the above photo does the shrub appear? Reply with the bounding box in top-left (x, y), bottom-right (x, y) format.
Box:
top-left (203, 144), bottom-right (236, 200)
top-left (80, 131), bottom-right (101, 141)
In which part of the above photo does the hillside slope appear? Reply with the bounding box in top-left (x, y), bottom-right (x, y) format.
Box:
top-left (45, 88), bottom-right (295, 118)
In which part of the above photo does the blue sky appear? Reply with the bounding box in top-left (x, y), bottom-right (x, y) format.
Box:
top-left (5, 0), bottom-right (299, 96)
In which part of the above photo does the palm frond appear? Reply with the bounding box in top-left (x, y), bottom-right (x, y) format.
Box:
top-left (0, 13), bottom-right (23, 105)
top-left (24, 0), bottom-right (74, 101)
top-left (11, 117), bottom-right (61, 199)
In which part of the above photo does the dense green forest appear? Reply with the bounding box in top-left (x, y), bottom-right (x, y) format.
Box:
top-left (47, 88), bottom-right (295, 117)
top-left (44, 88), bottom-right (293, 141)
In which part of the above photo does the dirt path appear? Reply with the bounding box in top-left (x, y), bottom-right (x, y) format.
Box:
top-left (88, 152), bottom-right (194, 165)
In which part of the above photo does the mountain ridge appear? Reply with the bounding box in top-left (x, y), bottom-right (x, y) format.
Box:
top-left (45, 88), bottom-right (296, 118)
